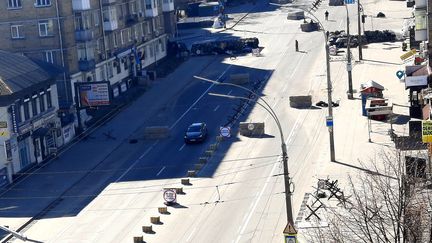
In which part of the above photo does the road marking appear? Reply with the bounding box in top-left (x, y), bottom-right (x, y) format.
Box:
top-left (115, 141), bottom-right (159, 182)
top-left (186, 227), bottom-right (197, 242)
top-left (169, 66), bottom-right (232, 130)
top-left (227, 90), bottom-right (233, 95)
top-left (179, 144), bottom-right (186, 151)
top-left (156, 166), bottom-right (166, 176)
top-left (213, 105), bottom-right (220, 111)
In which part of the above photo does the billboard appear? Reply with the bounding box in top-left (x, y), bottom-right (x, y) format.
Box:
top-left (77, 81), bottom-right (110, 107)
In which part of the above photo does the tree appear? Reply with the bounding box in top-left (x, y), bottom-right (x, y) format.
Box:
top-left (302, 149), bottom-right (432, 243)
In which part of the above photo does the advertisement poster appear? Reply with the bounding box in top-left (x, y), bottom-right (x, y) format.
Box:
top-left (78, 82), bottom-right (110, 107)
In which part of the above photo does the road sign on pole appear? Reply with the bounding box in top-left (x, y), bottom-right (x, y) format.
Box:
top-left (283, 222), bottom-right (297, 243)
top-left (326, 116), bottom-right (333, 127)
top-left (220, 126), bottom-right (231, 137)
top-left (345, 0), bottom-right (355, 3)
top-left (163, 188), bottom-right (177, 205)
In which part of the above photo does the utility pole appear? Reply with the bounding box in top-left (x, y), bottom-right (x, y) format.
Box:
top-left (346, 6), bottom-right (354, 100)
top-left (325, 33), bottom-right (336, 162)
top-left (357, 0), bottom-right (363, 60)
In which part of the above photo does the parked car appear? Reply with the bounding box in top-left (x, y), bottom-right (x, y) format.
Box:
top-left (184, 122), bottom-right (208, 143)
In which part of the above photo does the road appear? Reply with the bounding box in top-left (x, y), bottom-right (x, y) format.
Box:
top-left (0, 1), bottom-right (359, 242)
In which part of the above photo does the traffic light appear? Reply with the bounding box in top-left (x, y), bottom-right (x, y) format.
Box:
top-left (361, 14), bottom-right (366, 23)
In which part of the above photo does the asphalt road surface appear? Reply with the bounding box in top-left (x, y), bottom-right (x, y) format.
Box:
top-left (1, 0), bottom-right (358, 242)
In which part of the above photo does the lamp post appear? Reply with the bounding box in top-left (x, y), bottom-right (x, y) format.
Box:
top-left (357, 0), bottom-right (363, 60)
top-left (345, 4), bottom-right (354, 99)
top-left (207, 91), bottom-right (295, 226)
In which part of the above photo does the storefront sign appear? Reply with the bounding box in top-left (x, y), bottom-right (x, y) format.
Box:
top-left (0, 122), bottom-right (7, 128)
top-left (10, 104), bottom-right (19, 133)
top-left (113, 87), bottom-right (119, 98)
top-left (405, 75), bottom-right (427, 88)
top-left (0, 168), bottom-right (8, 188)
top-left (63, 126), bottom-right (72, 143)
top-left (4, 140), bottom-right (12, 161)
top-left (121, 82), bottom-right (127, 92)
top-left (77, 81), bottom-right (111, 107)
top-left (400, 49), bottom-right (417, 60)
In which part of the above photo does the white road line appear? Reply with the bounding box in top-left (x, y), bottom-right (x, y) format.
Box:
top-left (227, 90), bottom-right (233, 95)
top-left (186, 227), bottom-right (197, 242)
top-left (169, 66), bottom-right (232, 130)
top-left (156, 166), bottom-right (166, 176)
top-left (115, 141), bottom-right (158, 182)
top-left (179, 144), bottom-right (186, 151)
top-left (213, 105), bottom-right (220, 111)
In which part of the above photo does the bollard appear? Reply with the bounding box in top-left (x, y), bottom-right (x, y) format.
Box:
top-left (133, 236), bottom-right (144, 243)
top-left (181, 178), bottom-right (190, 185)
top-left (158, 207), bottom-right (168, 214)
top-left (194, 163), bottom-right (203, 171)
top-left (209, 144), bottom-right (218, 151)
top-left (216, 136), bottom-right (223, 142)
top-left (199, 157), bottom-right (207, 164)
top-left (142, 225), bottom-right (153, 234)
top-left (174, 187), bottom-right (184, 194)
top-left (150, 216), bottom-right (161, 224)
top-left (187, 170), bottom-right (196, 177)
top-left (204, 150), bottom-right (213, 157)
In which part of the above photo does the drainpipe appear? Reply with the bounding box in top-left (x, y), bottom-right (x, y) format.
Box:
top-left (54, 0), bottom-right (69, 104)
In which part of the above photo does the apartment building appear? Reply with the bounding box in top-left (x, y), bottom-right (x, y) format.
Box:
top-left (0, 0), bottom-right (176, 127)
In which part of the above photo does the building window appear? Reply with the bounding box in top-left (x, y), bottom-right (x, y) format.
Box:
top-left (31, 94), bottom-right (38, 116)
top-left (8, 0), bottom-right (22, 9)
top-left (127, 28), bottom-right (132, 42)
top-left (39, 92), bottom-right (45, 112)
top-left (107, 62), bottom-right (114, 78)
top-left (113, 33), bottom-right (118, 47)
top-left (11, 25), bottom-right (24, 39)
top-left (44, 51), bottom-right (54, 63)
top-left (94, 11), bottom-right (100, 27)
top-left (38, 20), bottom-right (54, 37)
top-left (23, 98), bottom-right (30, 120)
top-left (46, 88), bottom-right (52, 109)
top-left (145, 0), bottom-right (152, 9)
top-left (35, 0), bottom-right (51, 7)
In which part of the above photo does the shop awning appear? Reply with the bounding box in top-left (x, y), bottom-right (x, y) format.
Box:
top-left (32, 127), bottom-right (50, 138)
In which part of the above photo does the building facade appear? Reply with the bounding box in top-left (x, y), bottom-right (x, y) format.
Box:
top-left (0, 0), bottom-right (176, 126)
top-left (0, 50), bottom-right (64, 186)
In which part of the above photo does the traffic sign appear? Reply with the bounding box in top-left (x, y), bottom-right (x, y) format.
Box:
top-left (283, 222), bottom-right (297, 243)
top-left (220, 126), bottom-right (231, 137)
top-left (422, 121), bottom-right (432, 143)
top-left (345, 0), bottom-right (355, 3)
top-left (326, 116), bottom-right (333, 127)
top-left (163, 189), bottom-right (177, 204)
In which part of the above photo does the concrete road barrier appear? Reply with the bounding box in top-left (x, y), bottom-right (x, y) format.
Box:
top-left (134, 236), bottom-right (144, 242)
top-left (289, 95), bottom-right (312, 108)
top-left (181, 178), bottom-right (190, 185)
top-left (144, 126), bottom-right (170, 139)
top-left (209, 143), bottom-right (218, 150)
top-left (204, 150), bottom-right (213, 157)
top-left (158, 207), bottom-right (168, 214)
top-left (287, 10), bottom-right (305, 20)
top-left (174, 187), bottom-right (184, 194)
top-left (150, 216), bottom-right (161, 224)
top-left (142, 225), bottom-right (153, 233)
top-left (199, 157), bottom-right (207, 164)
top-left (229, 73), bottom-right (250, 85)
top-left (195, 163), bottom-right (203, 170)
top-left (216, 136), bottom-right (223, 142)
top-left (239, 122), bottom-right (265, 136)
top-left (187, 170), bottom-right (196, 177)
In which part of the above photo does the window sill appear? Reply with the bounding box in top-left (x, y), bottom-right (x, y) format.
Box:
top-left (39, 35), bottom-right (55, 38)
top-left (34, 4), bottom-right (52, 8)
top-left (7, 7), bottom-right (23, 10)
top-left (11, 37), bottom-right (25, 40)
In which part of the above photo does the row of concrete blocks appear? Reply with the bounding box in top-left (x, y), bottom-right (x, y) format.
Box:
top-left (132, 137), bottom-right (223, 242)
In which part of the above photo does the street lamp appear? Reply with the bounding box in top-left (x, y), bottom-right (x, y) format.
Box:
top-left (207, 91), bottom-right (295, 226)
top-left (345, 5), bottom-right (354, 99)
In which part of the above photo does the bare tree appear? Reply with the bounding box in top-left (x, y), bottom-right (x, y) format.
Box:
top-left (303, 149), bottom-right (432, 243)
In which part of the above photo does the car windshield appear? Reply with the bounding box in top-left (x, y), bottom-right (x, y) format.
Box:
top-left (188, 125), bottom-right (201, 132)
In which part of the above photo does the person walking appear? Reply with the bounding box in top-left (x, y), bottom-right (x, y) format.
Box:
top-left (325, 10), bottom-right (329, 21)
top-left (295, 40), bottom-right (299, 52)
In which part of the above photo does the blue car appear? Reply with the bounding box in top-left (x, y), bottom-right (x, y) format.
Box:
top-left (184, 123), bottom-right (208, 144)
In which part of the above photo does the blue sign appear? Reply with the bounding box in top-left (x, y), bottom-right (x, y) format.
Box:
top-left (0, 168), bottom-right (9, 188)
top-left (326, 116), bottom-right (333, 127)
top-left (345, 0), bottom-right (355, 3)
top-left (396, 70), bottom-right (405, 79)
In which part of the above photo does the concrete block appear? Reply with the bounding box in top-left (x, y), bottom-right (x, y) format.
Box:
top-left (216, 136), bottom-right (223, 142)
top-left (150, 216), bottom-right (161, 224)
top-left (199, 157), bottom-right (207, 164)
top-left (158, 207), bottom-right (168, 214)
top-left (289, 95), bottom-right (312, 108)
top-left (239, 122), bottom-right (265, 136)
top-left (187, 170), bottom-right (196, 177)
top-left (133, 236), bottom-right (144, 242)
top-left (174, 187), bottom-right (184, 194)
top-left (229, 73), bottom-right (250, 85)
top-left (181, 178), bottom-right (190, 185)
top-left (142, 225), bottom-right (153, 233)
top-left (194, 163), bottom-right (203, 171)
top-left (209, 144), bottom-right (218, 150)
top-left (204, 150), bottom-right (213, 157)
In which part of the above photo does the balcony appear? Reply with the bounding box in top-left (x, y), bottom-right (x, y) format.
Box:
top-left (103, 20), bottom-right (118, 31)
top-left (125, 14), bottom-right (139, 26)
top-left (72, 0), bottom-right (91, 11)
top-left (78, 59), bottom-right (96, 72)
top-left (415, 0), bottom-right (426, 8)
top-left (102, 0), bottom-right (116, 5)
top-left (75, 29), bottom-right (94, 42)
top-left (162, 0), bottom-right (174, 12)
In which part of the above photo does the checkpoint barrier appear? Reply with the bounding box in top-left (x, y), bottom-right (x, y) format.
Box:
top-left (195, 163), bottom-right (204, 170)
top-left (204, 150), bottom-right (214, 157)
top-left (216, 136), bottom-right (223, 142)
top-left (187, 170), bottom-right (196, 177)
top-left (181, 178), bottom-right (190, 185)
top-left (142, 225), bottom-right (153, 233)
top-left (229, 73), bottom-right (250, 85)
top-left (158, 207), bottom-right (169, 214)
top-left (199, 157), bottom-right (208, 164)
top-left (239, 122), bottom-right (265, 136)
top-left (174, 187), bottom-right (184, 194)
top-left (134, 236), bottom-right (144, 242)
top-left (300, 22), bottom-right (319, 32)
top-left (287, 10), bottom-right (305, 20)
top-left (144, 126), bottom-right (170, 139)
top-left (289, 95), bottom-right (312, 108)
top-left (150, 216), bottom-right (161, 224)
top-left (209, 143), bottom-right (218, 150)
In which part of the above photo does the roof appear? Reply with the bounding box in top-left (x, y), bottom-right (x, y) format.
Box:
top-left (360, 80), bottom-right (384, 91)
top-left (0, 50), bottom-right (62, 96)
